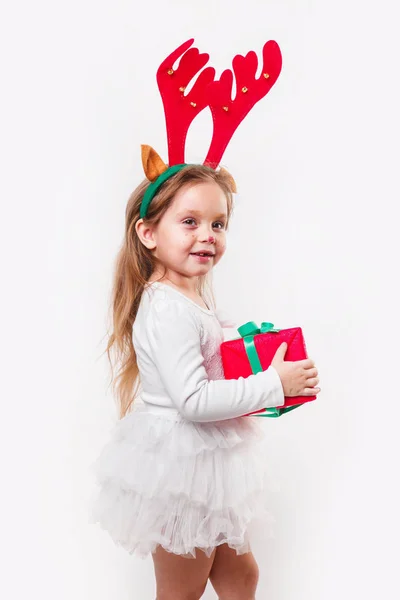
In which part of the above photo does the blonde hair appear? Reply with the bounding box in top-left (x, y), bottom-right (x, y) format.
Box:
top-left (106, 165), bottom-right (236, 419)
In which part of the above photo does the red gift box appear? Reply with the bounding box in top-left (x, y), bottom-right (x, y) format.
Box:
top-left (220, 321), bottom-right (317, 417)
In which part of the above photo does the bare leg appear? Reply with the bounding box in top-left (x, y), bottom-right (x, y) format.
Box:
top-left (208, 543), bottom-right (259, 600)
top-left (152, 544), bottom-right (217, 600)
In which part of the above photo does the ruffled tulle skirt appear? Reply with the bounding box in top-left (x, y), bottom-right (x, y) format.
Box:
top-left (88, 402), bottom-right (275, 559)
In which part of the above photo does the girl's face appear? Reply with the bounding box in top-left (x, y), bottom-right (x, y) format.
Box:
top-left (149, 181), bottom-right (228, 279)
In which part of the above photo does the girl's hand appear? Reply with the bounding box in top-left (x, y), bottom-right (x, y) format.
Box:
top-left (271, 342), bottom-right (321, 397)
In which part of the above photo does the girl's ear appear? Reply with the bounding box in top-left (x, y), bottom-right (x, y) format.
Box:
top-left (141, 145), bottom-right (168, 181)
top-left (135, 218), bottom-right (157, 250)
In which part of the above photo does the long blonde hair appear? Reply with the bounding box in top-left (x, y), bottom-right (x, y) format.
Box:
top-left (106, 165), bottom-right (235, 419)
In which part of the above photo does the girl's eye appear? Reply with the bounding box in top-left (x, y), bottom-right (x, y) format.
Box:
top-left (182, 219), bottom-right (226, 229)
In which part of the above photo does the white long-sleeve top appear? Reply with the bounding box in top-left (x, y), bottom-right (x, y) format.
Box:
top-left (131, 281), bottom-right (284, 422)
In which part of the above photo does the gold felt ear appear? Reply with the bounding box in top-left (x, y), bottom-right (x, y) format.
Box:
top-left (141, 145), bottom-right (168, 182)
top-left (219, 167), bottom-right (237, 193)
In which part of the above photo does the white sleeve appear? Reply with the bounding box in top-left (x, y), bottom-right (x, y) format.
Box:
top-left (146, 298), bottom-right (285, 423)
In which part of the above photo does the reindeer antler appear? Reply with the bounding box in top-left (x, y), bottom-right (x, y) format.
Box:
top-left (203, 40), bottom-right (282, 167)
top-left (139, 39), bottom-right (282, 216)
top-left (157, 39), bottom-right (216, 165)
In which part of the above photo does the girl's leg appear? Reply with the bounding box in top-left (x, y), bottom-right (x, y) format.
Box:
top-left (208, 543), bottom-right (260, 600)
top-left (151, 544), bottom-right (217, 600)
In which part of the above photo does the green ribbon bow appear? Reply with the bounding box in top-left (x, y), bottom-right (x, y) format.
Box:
top-left (237, 321), bottom-right (301, 418)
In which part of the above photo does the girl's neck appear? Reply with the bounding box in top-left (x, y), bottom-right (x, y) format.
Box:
top-left (148, 273), bottom-right (199, 296)
top-left (148, 273), bottom-right (210, 311)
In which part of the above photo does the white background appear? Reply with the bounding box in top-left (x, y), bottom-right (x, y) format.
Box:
top-left (1, 1), bottom-right (399, 598)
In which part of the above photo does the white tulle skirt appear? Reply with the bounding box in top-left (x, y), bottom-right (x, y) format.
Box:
top-left (88, 402), bottom-right (274, 560)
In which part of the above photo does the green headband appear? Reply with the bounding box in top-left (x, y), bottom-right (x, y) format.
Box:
top-left (140, 164), bottom-right (189, 219)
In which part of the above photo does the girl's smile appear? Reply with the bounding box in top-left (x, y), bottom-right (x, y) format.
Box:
top-left (190, 253), bottom-right (214, 263)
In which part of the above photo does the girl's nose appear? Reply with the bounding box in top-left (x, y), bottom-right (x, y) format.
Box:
top-left (199, 227), bottom-right (216, 243)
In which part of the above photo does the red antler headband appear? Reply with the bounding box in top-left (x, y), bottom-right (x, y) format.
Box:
top-left (140, 38), bottom-right (282, 219)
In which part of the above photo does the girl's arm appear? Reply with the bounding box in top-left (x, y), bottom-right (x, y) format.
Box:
top-left (146, 298), bottom-right (284, 423)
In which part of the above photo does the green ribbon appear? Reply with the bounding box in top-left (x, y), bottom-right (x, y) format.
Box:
top-left (237, 321), bottom-right (301, 418)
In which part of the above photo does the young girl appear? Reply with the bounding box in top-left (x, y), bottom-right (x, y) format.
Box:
top-left (89, 165), bottom-right (321, 600)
